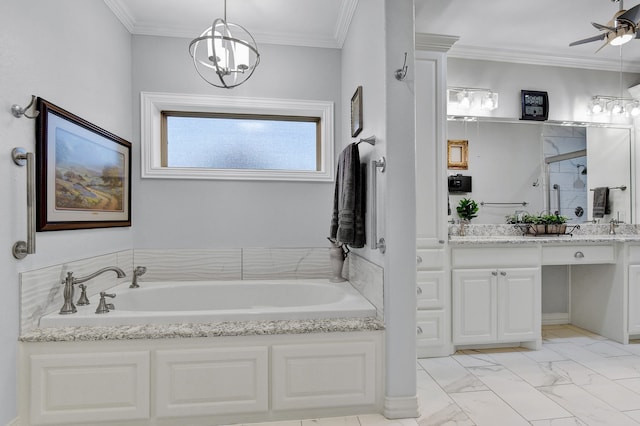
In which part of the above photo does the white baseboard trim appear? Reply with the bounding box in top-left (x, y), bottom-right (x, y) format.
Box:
top-left (383, 395), bottom-right (419, 419)
top-left (542, 313), bottom-right (570, 325)
top-left (7, 417), bottom-right (19, 426)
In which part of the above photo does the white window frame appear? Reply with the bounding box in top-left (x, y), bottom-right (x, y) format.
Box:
top-left (141, 92), bottom-right (335, 181)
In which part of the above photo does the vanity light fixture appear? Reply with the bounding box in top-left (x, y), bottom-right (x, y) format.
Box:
top-left (588, 95), bottom-right (637, 116)
top-left (188, 0), bottom-right (260, 89)
top-left (448, 87), bottom-right (499, 112)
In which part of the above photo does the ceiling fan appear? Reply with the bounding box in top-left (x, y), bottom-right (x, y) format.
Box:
top-left (570, 0), bottom-right (640, 51)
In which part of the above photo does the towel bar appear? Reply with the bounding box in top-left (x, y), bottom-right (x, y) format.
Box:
top-left (370, 157), bottom-right (386, 253)
top-left (590, 186), bottom-right (627, 191)
top-left (480, 201), bottom-right (528, 206)
top-left (12, 148), bottom-right (36, 259)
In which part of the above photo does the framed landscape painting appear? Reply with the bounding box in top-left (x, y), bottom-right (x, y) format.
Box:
top-left (35, 98), bottom-right (131, 231)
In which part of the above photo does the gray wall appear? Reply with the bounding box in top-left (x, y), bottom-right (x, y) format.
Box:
top-left (131, 36), bottom-right (341, 248)
top-left (0, 0), bottom-right (133, 422)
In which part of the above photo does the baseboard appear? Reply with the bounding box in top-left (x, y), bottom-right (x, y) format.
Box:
top-left (7, 417), bottom-right (19, 426)
top-left (542, 313), bottom-right (570, 325)
top-left (383, 395), bottom-right (419, 419)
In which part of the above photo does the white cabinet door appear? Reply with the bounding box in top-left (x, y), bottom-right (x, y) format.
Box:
top-left (452, 269), bottom-right (497, 344)
top-left (498, 268), bottom-right (541, 342)
top-left (629, 265), bottom-right (640, 334)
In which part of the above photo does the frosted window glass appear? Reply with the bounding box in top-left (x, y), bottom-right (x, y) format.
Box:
top-left (165, 115), bottom-right (318, 171)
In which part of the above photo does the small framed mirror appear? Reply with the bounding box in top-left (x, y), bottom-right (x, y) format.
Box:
top-left (447, 139), bottom-right (468, 169)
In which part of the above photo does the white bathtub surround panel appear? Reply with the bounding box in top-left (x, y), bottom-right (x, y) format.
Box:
top-left (20, 331), bottom-right (383, 425)
top-left (242, 248), bottom-right (332, 280)
top-left (155, 347), bottom-right (269, 417)
top-left (133, 249), bottom-right (242, 281)
top-left (20, 250), bottom-right (133, 334)
top-left (347, 254), bottom-right (384, 320)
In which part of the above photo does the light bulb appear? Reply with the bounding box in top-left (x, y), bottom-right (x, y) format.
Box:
top-left (631, 103), bottom-right (640, 116)
top-left (612, 102), bottom-right (623, 114)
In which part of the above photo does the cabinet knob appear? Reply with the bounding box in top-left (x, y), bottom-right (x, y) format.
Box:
top-left (417, 326), bottom-right (423, 335)
top-left (417, 286), bottom-right (423, 296)
top-left (492, 271), bottom-right (498, 276)
top-left (574, 251), bottom-right (585, 259)
top-left (416, 256), bottom-right (423, 264)
top-left (439, 240), bottom-right (445, 244)
top-left (500, 271), bottom-right (507, 276)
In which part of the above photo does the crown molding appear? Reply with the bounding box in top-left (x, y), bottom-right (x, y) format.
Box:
top-left (415, 33), bottom-right (459, 52)
top-left (334, 0), bottom-right (359, 48)
top-left (449, 44), bottom-right (640, 73)
top-left (103, 0), bottom-right (135, 33)
top-left (103, 0), bottom-right (348, 49)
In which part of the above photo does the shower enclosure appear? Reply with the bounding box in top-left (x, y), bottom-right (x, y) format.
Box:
top-left (545, 150), bottom-right (588, 223)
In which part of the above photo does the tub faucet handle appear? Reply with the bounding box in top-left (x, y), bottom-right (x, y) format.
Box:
top-left (95, 292), bottom-right (116, 314)
top-left (76, 284), bottom-right (90, 306)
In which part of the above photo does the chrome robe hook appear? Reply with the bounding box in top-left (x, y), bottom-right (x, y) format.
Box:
top-left (11, 95), bottom-right (39, 119)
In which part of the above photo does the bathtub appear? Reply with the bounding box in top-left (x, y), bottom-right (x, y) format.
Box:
top-left (38, 279), bottom-right (376, 328)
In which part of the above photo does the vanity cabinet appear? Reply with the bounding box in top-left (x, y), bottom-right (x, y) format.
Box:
top-left (451, 247), bottom-right (541, 349)
top-left (416, 249), bottom-right (451, 357)
top-left (628, 246), bottom-right (640, 335)
top-left (452, 268), bottom-right (540, 346)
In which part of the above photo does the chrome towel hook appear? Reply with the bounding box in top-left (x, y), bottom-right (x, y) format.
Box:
top-left (394, 52), bottom-right (408, 81)
top-left (11, 95), bottom-right (39, 119)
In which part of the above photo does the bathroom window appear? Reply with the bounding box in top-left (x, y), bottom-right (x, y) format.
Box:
top-left (141, 92), bottom-right (334, 181)
top-left (161, 112), bottom-right (320, 171)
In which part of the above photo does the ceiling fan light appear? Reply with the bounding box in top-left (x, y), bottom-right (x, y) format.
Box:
top-left (610, 32), bottom-right (634, 46)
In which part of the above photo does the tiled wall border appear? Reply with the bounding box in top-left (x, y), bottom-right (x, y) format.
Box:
top-left (20, 247), bottom-right (384, 333)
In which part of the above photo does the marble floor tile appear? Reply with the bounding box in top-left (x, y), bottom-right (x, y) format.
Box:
top-left (415, 369), bottom-right (474, 426)
top-left (538, 383), bottom-right (640, 425)
top-left (549, 360), bottom-right (640, 411)
top-left (357, 414), bottom-right (418, 425)
top-left (485, 351), bottom-right (571, 387)
top-left (529, 418), bottom-right (589, 425)
top-left (449, 390), bottom-right (530, 426)
top-left (467, 364), bottom-right (570, 420)
top-left (418, 356), bottom-right (488, 393)
top-left (520, 346), bottom-right (569, 363)
top-left (301, 416), bottom-right (360, 426)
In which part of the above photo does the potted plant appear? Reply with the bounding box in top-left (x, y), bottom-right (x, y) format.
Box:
top-left (456, 198), bottom-right (479, 236)
top-left (544, 214), bottom-right (568, 234)
top-left (521, 213), bottom-right (545, 235)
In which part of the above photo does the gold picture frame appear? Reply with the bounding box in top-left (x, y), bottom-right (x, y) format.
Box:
top-left (447, 139), bottom-right (468, 170)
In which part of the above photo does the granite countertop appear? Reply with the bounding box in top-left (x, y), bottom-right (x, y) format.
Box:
top-left (448, 223), bottom-right (640, 245)
top-left (19, 317), bottom-right (385, 343)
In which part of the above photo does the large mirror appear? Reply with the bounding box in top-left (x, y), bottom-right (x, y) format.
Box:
top-left (447, 118), bottom-right (633, 225)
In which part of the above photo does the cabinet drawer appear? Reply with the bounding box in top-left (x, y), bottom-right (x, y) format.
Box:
top-left (416, 249), bottom-right (444, 270)
top-left (541, 245), bottom-right (615, 265)
top-left (451, 247), bottom-right (539, 268)
top-left (416, 310), bottom-right (447, 347)
top-left (417, 271), bottom-right (446, 309)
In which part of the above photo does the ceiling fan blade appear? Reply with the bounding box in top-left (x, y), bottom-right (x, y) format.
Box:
top-left (569, 33), bottom-right (607, 46)
top-left (619, 3), bottom-right (640, 24)
top-left (592, 21), bottom-right (616, 31)
top-left (595, 40), bottom-right (610, 53)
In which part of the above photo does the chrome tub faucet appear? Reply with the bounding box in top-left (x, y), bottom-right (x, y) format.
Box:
top-left (130, 266), bottom-right (147, 288)
top-left (59, 266), bottom-right (126, 314)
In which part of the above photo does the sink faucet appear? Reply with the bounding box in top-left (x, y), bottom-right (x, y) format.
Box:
top-left (609, 219), bottom-right (620, 235)
top-left (60, 267), bottom-right (126, 314)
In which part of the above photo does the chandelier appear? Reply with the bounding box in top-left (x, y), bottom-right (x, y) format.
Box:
top-left (188, 0), bottom-right (260, 88)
